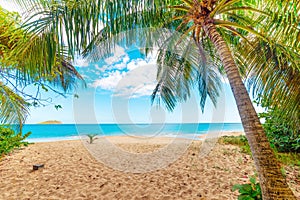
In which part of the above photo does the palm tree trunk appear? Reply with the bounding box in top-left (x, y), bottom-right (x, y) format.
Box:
top-left (203, 20), bottom-right (296, 199)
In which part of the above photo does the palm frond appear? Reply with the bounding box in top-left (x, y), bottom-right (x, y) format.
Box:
top-left (152, 33), bottom-right (223, 112)
top-left (0, 82), bottom-right (29, 126)
top-left (245, 40), bottom-right (299, 126)
top-left (236, 1), bottom-right (300, 129)
top-left (10, 0), bottom-right (299, 131)
top-left (0, 5), bottom-right (84, 92)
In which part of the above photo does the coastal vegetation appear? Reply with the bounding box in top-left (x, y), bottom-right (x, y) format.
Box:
top-left (255, 97), bottom-right (300, 153)
top-left (0, 6), bottom-right (83, 127)
top-left (219, 135), bottom-right (251, 155)
top-left (219, 135), bottom-right (300, 167)
top-left (0, 0), bottom-right (299, 199)
top-left (86, 134), bottom-right (98, 144)
top-left (0, 125), bottom-right (30, 157)
top-left (0, 5), bottom-right (83, 156)
top-left (220, 133), bottom-right (300, 198)
top-left (232, 176), bottom-right (262, 200)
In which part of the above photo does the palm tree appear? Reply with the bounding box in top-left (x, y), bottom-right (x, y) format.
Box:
top-left (12, 0), bottom-right (299, 198)
top-left (92, 1), bottom-right (299, 198)
top-left (0, 6), bottom-right (83, 126)
top-left (146, 1), bottom-right (298, 198)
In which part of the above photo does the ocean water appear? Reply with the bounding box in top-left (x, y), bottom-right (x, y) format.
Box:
top-left (22, 123), bottom-right (244, 142)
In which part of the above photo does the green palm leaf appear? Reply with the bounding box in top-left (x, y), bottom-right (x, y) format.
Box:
top-left (0, 6), bottom-right (84, 126)
top-left (0, 82), bottom-right (29, 126)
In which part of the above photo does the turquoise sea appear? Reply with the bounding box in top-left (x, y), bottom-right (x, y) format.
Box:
top-left (23, 123), bottom-right (244, 142)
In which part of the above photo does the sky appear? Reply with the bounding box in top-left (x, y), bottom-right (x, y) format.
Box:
top-left (0, 1), bottom-right (19, 12)
top-left (0, 1), bottom-right (262, 124)
top-left (25, 45), bottom-right (243, 124)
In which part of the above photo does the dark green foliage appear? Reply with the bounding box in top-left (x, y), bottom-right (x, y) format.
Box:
top-left (262, 114), bottom-right (300, 153)
top-left (255, 97), bottom-right (300, 153)
top-left (232, 177), bottom-right (262, 200)
top-left (267, 129), bottom-right (300, 153)
top-left (0, 126), bottom-right (31, 157)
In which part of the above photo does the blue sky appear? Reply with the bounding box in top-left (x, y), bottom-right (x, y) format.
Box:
top-left (26, 83), bottom-right (242, 124)
top-left (0, 1), bottom-right (261, 124)
top-left (25, 45), bottom-right (243, 124)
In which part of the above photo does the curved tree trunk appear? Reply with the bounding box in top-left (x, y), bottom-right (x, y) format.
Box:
top-left (203, 20), bottom-right (296, 199)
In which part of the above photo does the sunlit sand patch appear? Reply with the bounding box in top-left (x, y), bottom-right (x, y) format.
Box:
top-left (0, 132), bottom-right (299, 199)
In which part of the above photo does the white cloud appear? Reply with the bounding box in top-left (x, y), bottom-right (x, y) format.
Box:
top-left (127, 56), bottom-right (156, 71)
top-left (127, 59), bottom-right (146, 71)
top-left (92, 59), bottom-right (158, 98)
top-left (94, 64), bottom-right (107, 72)
top-left (104, 45), bottom-right (127, 65)
top-left (90, 46), bottom-right (158, 98)
top-left (130, 83), bottom-right (157, 98)
top-left (113, 62), bottom-right (127, 70)
top-left (122, 55), bottom-right (130, 63)
top-left (73, 57), bottom-right (89, 67)
top-left (111, 63), bottom-right (158, 98)
top-left (92, 71), bottom-right (126, 90)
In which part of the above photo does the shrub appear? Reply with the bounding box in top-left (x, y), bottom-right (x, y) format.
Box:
top-left (253, 96), bottom-right (300, 153)
top-left (263, 120), bottom-right (300, 153)
top-left (86, 134), bottom-right (98, 144)
top-left (0, 126), bottom-right (31, 157)
top-left (219, 135), bottom-right (252, 155)
top-left (232, 176), bottom-right (262, 200)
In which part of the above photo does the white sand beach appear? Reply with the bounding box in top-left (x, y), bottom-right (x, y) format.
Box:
top-left (0, 132), bottom-right (299, 199)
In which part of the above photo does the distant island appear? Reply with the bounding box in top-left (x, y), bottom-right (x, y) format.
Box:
top-left (38, 120), bottom-right (62, 124)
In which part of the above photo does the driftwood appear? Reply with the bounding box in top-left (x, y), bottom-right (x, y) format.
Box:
top-left (33, 164), bottom-right (44, 170)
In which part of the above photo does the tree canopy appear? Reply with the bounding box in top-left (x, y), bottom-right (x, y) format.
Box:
top-left (0, 6), bottom-right (83, 126)
top-left (7, 0), bottom-right (299, 131)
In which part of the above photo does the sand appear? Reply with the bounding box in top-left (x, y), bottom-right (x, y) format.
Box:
top-left (0, 132), bottom-right (299, 200)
